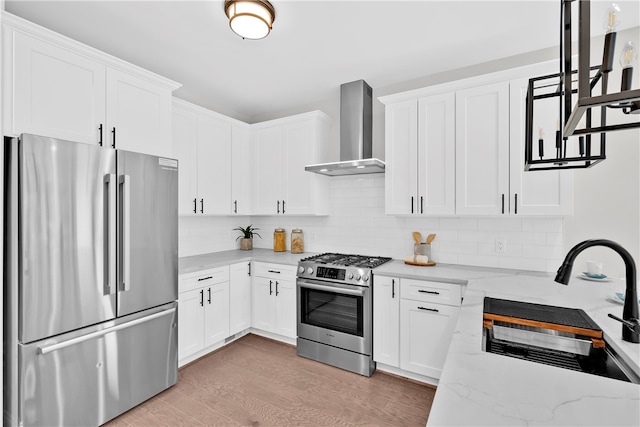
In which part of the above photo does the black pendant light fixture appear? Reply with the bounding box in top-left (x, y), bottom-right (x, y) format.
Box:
top-left (525, 0), bottom-right (640, 171)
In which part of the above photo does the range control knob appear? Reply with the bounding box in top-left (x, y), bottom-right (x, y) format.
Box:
top-left (362, 274), bottom-right (370, 282)
top-left (354, 274), bottom-right (361, 281)
top-left (298, 266), bottom-right (305, 275)
top-left (307, 267), bottom-right (314, 275)
top-left (347, 272), bottom-right (354, 280)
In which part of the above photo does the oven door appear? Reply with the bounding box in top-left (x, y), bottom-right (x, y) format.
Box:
top-left (297, 278), bottom-right (371, 355)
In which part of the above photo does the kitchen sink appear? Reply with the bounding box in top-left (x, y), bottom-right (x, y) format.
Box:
top-left (482, 297), bottom-right (640, 384)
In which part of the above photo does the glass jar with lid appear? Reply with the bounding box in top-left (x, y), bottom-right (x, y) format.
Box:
top-left (291, 229), bottom-right (304, 254)
top-left (273, 228), bottom-right (286, 252)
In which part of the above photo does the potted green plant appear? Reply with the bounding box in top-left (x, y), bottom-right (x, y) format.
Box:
top-left (234, 224), bottom-right (261, 250)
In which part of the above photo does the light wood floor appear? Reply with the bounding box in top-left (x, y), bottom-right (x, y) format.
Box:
top-left (106, 334), bottom-right (436, 426)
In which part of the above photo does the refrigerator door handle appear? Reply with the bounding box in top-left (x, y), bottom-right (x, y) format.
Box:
top-left (105, 174), bottom-right (117, 295)
top-left (37, 308), bottom-right (176, 355)
top-left (119, 174), bottom-right (131, 291)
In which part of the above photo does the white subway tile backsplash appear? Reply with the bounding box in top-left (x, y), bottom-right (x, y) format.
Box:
top-left (179, 176), bottom-right (565, 272)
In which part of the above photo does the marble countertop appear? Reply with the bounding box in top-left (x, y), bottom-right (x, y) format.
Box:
top-left (179, 249), bottom-right (314, 274)
top-left (427, 271), bottom-right (640, 426)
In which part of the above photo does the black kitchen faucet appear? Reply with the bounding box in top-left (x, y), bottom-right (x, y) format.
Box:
top-left (555, 239), bottom-right (640, 343)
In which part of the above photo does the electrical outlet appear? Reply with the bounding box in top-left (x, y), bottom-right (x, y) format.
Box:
top-left (495, 239), bottom-right (507, 253)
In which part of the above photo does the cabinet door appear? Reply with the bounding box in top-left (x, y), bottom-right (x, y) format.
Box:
top-left (373, 276), bottom-right (400, 367)
top-left (282, 120), bottom-right (315, 215)
top-left (509, 77), bottom-right (573, 215)
top-left (252, 126), bottom-right (283, 214)
top-left (231, 125), bottom-right (253, 215)
top-left (385, 100), bottom-right (418, 215)
top-left (172, 105), bottom-right (199, 215)
top-left (106, 68), bottom-right (172, 157)
top-left (196, 113), bottom-right (232, 215)
top-left (400, 299), bottom-right (459, 379)
top-left (252, 277), bottom-right (276, 332)
top-left (274, 278), bottom-right (297, 339)
top-left (178, 288), bottom-right (205, 361)
top-left (455, 82), bottom-right (510, 215)
top-left (229, 262), bottom-right (252, 335)
top-left (203, 282), bottom-right (230, 346)
top-left (418, 93), bottom-right (456, 215)
top-left (12, 31), bottom-right (106, 145)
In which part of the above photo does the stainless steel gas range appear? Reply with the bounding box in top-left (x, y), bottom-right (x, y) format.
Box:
top-left (296, 253), bottom-right (392, 376)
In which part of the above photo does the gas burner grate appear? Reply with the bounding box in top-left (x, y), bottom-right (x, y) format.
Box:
top-left (301, 253), bottom-right (392, 268)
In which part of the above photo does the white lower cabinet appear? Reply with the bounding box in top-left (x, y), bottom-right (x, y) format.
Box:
top-left (229, 261), bottom-right (252, 335)
top-left (374, 276), bottom-right (462, 381)
top-left (178, 266), bottom-right (230, 365)
top-left (251, 262), bottom-right (297, 339)
top-left (373, 275), bottom-right (400, 366)
top-left (399, 299), bottom-right (460, 379)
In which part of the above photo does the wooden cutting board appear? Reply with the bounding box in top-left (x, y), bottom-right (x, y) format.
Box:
top-left (404, 260), bottom-right (436, 267)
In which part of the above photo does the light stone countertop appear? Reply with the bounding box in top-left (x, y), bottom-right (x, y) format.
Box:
top-left (178, 252), bottom-right (640, 425)
top-left (179, 249), bottom-right (315, 275)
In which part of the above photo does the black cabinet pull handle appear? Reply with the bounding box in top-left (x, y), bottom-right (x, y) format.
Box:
top-left (418, 289), bottom-right (440, 295)
top-left (200, 198), bottom-right (204, 214)
top-left (200, 289), bottom-right (204, 306)
top-left (269, 280), bottom-right (273, 295)
top-left (420, 196), bottom-right (424, 214)
top-left (275, 281), bottom-right (279, 296)
top-left (392, 279), bottom-right (395, 299)
top-left (267, 270), bottom-right (281, 274)
top-left (282, 200), bottom-right (285, 214)
top-left (514, 193), bottom-right (518, 215)
top-left (247, 262), bottom-right (251, 276)
top-left (234, 200), bottom-right (237, 214)
top-left (411, 196), bottom-right (414, 214)
top-left (208, 288), bottom-right (211, 304)
top-left (98, 124), bottom-right (103, 146)
top-left (197, 276), bottom-right (213, 281)
top-left (501, 194), bottom-right (505, 214)
top-left (418, 306), bottom-right (439, 312)
top-left (193, 198), bottom-right (197, 213)
top-left (111, 127), bottom-right (116, 149)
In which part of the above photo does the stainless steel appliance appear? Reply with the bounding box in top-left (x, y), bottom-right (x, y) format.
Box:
top-left (3, 134), bottom-right (179, 426)
top-left (296, 253), bottom-right (391, 376)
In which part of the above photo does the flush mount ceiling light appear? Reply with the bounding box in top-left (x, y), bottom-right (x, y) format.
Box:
top-left (525, 0), bottom-right (640, 171)
top-left (224, 0), bottom-right (276, 40)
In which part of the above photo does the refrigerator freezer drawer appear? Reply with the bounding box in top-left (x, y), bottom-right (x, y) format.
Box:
top-left (16, 303), bottom-right (178, 427)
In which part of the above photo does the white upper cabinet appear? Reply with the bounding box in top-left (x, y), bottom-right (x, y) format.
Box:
top-left (172, 98), bottom-right (238, 216)
top-left (3, 14), bottom-right (180, 157)
top-left (384, 99), bottom-right (418, 215)
top-left (252, 111), bottom-right (330, 216)
top-left (455, 82), bottom-right (511, 216)
top-left (381, 60), bottom-right (572, 217)
top-left (418, 93), bottom-right (456, 215)
top-left (231, 125), bottom-right (253, 215)
top-left (385, 93), bottom-right (455, 216)
top-left (105, 68), bottom-right (173, 156)
top-left (10, 30), bottom-right (106, 145)
top-left (509, 76), bottom-right (573, 215)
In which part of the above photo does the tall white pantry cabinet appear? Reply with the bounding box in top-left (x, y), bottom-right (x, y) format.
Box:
top-left (381, 60), bottom-right (573, 217)
top-left (2, 13), bottom-right (180, 158)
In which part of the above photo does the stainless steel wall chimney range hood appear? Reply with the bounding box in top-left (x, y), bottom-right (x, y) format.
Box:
top-left (305, 80), bottom-right (385, 176)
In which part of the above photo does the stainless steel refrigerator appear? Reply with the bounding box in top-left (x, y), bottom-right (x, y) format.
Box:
top-left (3, 134), bottom-right (179, 426)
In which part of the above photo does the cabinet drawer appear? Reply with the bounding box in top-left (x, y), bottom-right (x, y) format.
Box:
top-left (253, 262), bottom-right (297, 280)
top-left (401, 279), bottom-right (461, 306)
top-left (179, 266), bottom-right (230, 293)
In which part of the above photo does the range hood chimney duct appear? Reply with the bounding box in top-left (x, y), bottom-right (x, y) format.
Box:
top-left (305, 80), bottom-right (385, 176)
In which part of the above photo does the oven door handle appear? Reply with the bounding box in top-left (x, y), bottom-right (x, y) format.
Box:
top-left (297, 279), bottom-right (365, 296)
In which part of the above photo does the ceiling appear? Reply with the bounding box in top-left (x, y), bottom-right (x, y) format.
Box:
top-left (4, 0), bottom-right (639, 123)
